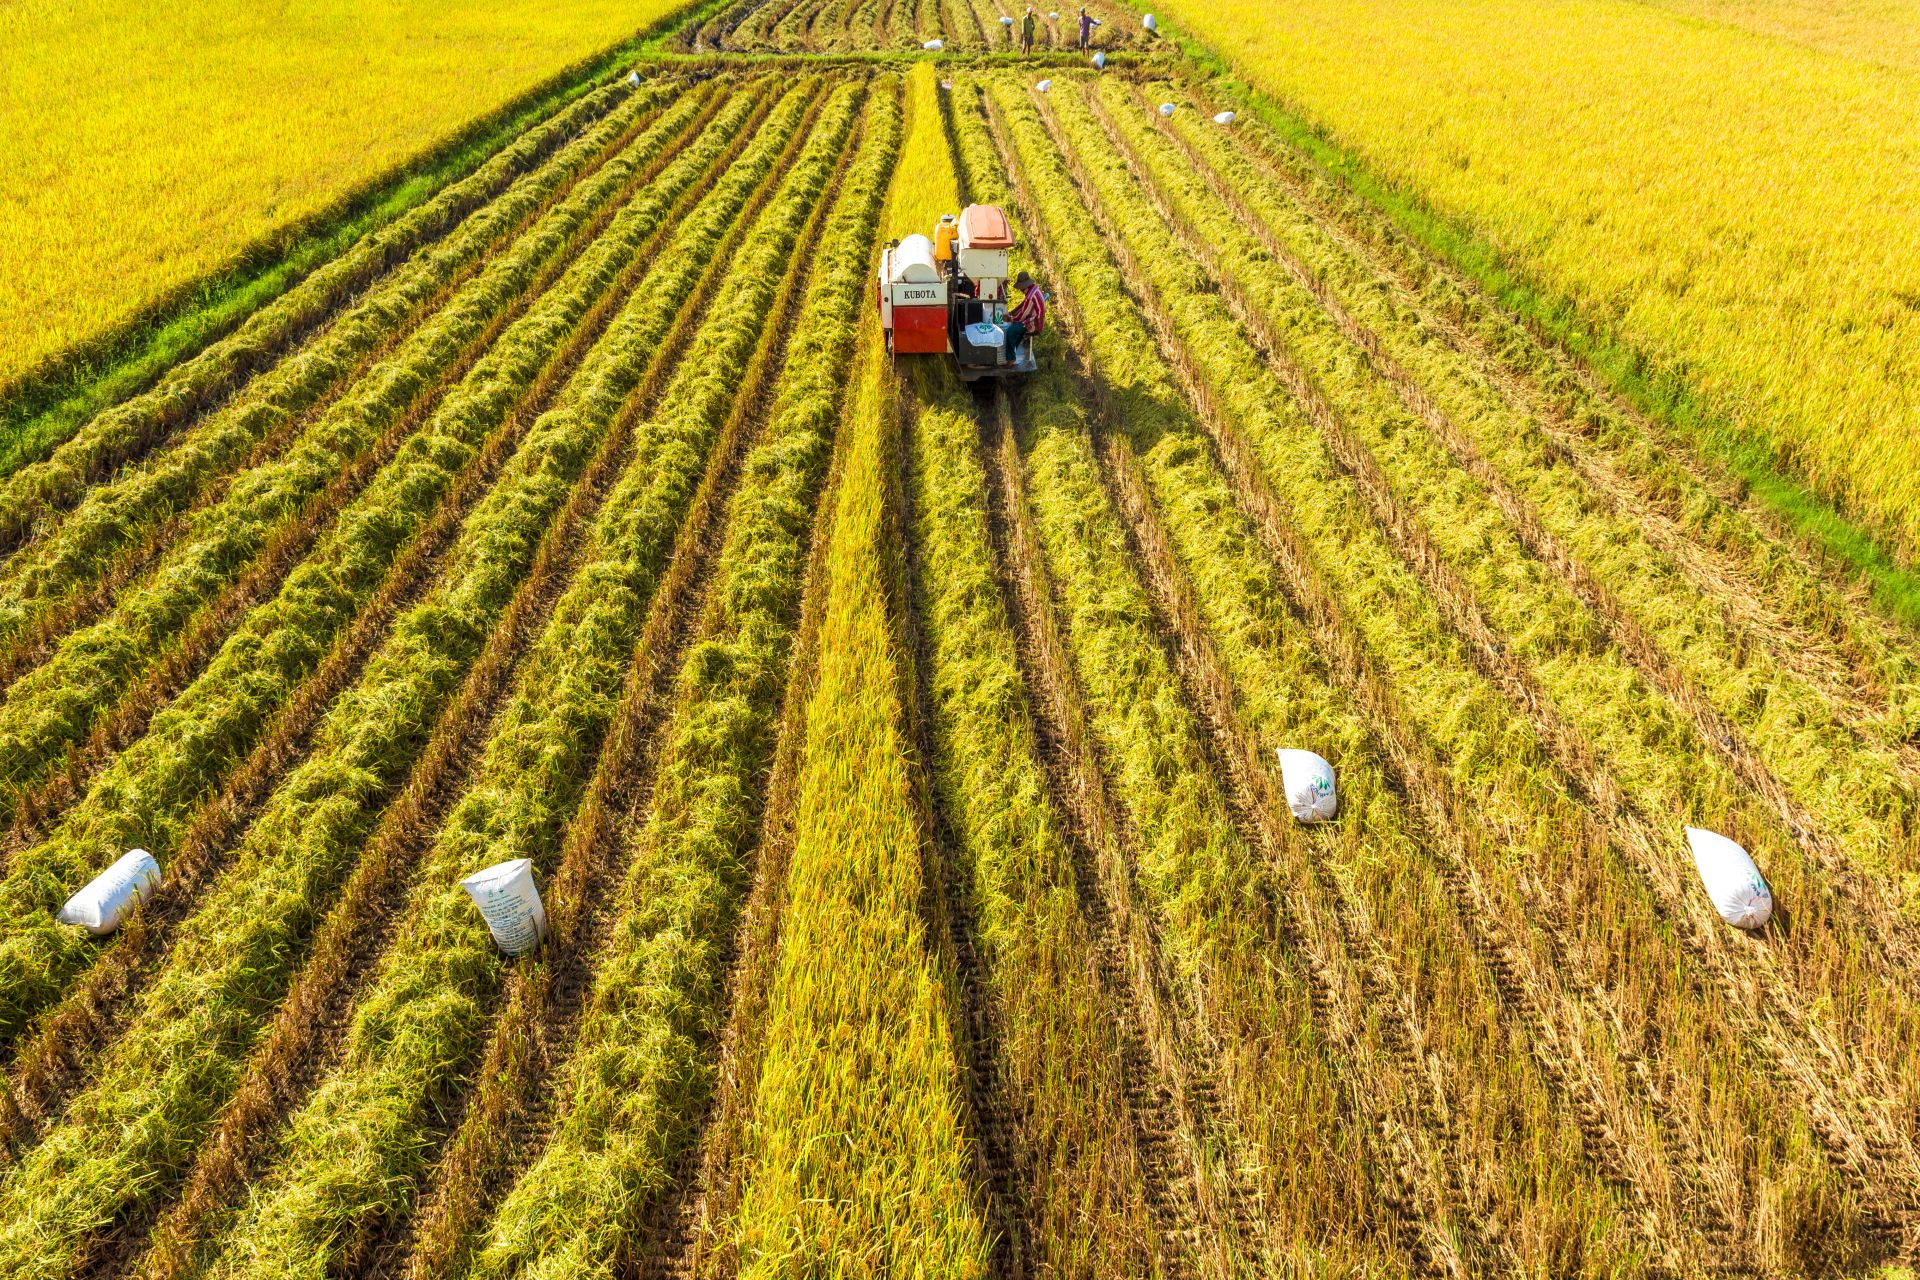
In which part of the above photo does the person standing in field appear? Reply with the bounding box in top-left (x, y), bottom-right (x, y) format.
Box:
top-left (1004, 271), bottom-right (1046, 363)
top-left (1022, 6), bottom-right (1037, 52)
top-left (1078, 6), bottom-right (1101, 49)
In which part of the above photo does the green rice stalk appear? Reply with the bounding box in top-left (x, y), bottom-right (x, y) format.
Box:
top-left (0, 84), bottom-right (828, 1280)
top-left (468, 82), bottom-right (902, 1280)
top-left (196, 83), bottom-right (863, 1280)
top-left (0, 84), bottom-right (756, 1048)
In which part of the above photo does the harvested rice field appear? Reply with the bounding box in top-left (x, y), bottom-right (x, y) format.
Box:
top-left (3, 5), bottom-right (1920, 1278)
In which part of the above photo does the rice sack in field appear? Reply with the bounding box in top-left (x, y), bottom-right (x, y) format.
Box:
top-left (462, 858), bottom-right (549, 955)
top-left (1213, 110), bottom-right (1236, 124)
top-left (1037, 79), bottom-right (1053, 92)
top-left (1092, 51), bottom-right (1106, 69)
top-left (1143, 11), bottom-right (1157, 30)
top-left (924, 38), bottom-right (944, 49)
top-left (1158, 102), bottom-right (1176, 117)
top-left (1685, 827), bottom-right (1772, 929)
top-left (1276, 749), bottom-right (1338, 823)
top-left (58, 848), bottom-right (160, 935)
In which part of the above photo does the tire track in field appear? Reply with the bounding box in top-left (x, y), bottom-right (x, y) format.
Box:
top-left (1075, 88), bottom-right (1719, 1258)
top-left (0, 86), bottom-right (714, 862)
top-left (1039, 78), bottom-right (1919, 1253)
top-left (382, 92), bottom-right (865, 1280)
top-left (1116, 88), bottom-right (1920, 1018)
top-left (892, 386), bottom-right (1029, 1278)
top-left (1163, 81), bottom-right (1920, 745)
top-left (0, 88), bottom-right (759, 1132)
top-left (977, 384), bottom-right (1233, 1280)
top-left (990, 85), bottom-right (1476, 1277)
top-left (96, 82), bottom-right (805, 1280)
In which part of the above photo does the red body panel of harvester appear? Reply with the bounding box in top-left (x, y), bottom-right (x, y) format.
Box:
top-left (891, 303), bottom-right (948, 354)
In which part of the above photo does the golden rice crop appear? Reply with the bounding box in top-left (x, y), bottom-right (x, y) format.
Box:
top-left (0, 0), bottom-right (689, 385)
top-left (1140, 0), bottom-right (1920, 561)
top-left (729, 63), bottom-right (989, 1278)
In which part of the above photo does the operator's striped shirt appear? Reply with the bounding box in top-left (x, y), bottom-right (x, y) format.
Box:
top-left (1010, 285), bottom-right (1047, 334)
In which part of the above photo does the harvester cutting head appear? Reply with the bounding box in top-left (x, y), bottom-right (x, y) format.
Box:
top-left (877, 203), bottom-right (1038, 381)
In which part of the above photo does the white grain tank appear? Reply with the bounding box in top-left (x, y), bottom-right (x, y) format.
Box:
top-left (880, 233), bottom-right (949, 353)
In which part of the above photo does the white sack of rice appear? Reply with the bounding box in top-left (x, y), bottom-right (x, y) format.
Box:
top-left (58, 848), bottom-right (160, 936)
top-left (1213, 110), bottom-right (1236, 125)
top-left (462, 857), bottom-right (550, 955)
top-left (924, 38), bottom-right (945, 49)
top-left (1158, 101), bottom-right (1176, 117)
top-left (1685, 827), bottom-right (1773, 929)
top-left (1276, 749), bottom-right (1339, 823)
top-left (1036, 78), bottom-right (1053, 91)
top-left (1143, 11), bottom-right (1158, 30)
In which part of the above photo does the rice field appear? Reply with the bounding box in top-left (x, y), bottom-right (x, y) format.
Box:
top-left (3, 8), bottom-right (1920, 1279)
top-left (0, 0), bottom-right (692, 390)
top-left (1134, 0), bottom-right (1920, 568)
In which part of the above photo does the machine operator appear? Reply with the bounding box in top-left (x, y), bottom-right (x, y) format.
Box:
top-left (1004, 271), bottom-right (1046, 363)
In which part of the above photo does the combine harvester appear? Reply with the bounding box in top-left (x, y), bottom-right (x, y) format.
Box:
top-left (878, 204), bottom-right (1039, 381)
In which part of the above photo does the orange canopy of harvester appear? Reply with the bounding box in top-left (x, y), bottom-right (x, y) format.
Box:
top-left (958, 204), bottom-right (1014, 250)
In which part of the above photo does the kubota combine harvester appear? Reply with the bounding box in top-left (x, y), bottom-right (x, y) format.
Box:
top-left (878, 204), bottom-right (1037, 381)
